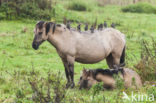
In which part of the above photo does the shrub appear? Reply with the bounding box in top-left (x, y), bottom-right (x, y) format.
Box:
top-left (67, 0), bottom-right (92, 11)
top-left (135, 38), bottom-right (156, 82)
top-left (122, 2), bottom-right (156, 14)
top-left (68, 2), bottom-right (87, 11)
top-left (28, 71), bottom-right (66, 103)
top-left (52, 4), bottom-right (66, 21)
top-left (0, 0), bottom-right (52, 20)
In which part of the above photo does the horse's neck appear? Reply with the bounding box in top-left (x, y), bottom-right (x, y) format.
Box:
top-left (47, 35), bottom-right (58, 49)
top-left (47, 32), bottom-right (74, 50)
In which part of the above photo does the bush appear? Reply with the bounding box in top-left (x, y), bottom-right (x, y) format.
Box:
top-left (135, 38), bottom-right (156, 82)
top-left (122, 2), bottom-right (156, 14)
top-left (0, 0), bottom-right (53, 20)
top-left (67, 0), bottom-right (92, 11)
top-left (28, 71), bottom-right (66, 103)
top-left (68, 2), bottom-right (87, 11)
top-left (52, 4), bottom-right (66, 21)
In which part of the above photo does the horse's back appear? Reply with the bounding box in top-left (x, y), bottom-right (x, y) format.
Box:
top-left (101, 28), bottom-right (126, 45)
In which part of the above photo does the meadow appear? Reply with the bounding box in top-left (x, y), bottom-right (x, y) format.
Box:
top-left (0, 0), bottom-right (156, 103)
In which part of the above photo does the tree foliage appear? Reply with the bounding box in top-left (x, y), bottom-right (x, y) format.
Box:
top-left (0, 0), bottom-right (53, 20)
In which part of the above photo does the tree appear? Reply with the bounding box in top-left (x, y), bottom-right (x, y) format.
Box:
top-left (0, 0), bottom-right (1, 6)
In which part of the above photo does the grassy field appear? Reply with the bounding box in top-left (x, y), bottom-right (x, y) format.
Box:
top-left (0, 0), bottom-right (156, 103)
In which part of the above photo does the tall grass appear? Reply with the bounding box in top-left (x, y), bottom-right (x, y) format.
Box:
top-left (122, 2), bottom-right (156, 14)
top-left (97, 0), bottom-right (156, 6)
top-left (67, 0), bottom-right (97, 11)
top-left (135, 38), bottom-right (156, 82)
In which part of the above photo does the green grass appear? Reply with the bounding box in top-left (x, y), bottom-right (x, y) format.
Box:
top-left (122, 2), bottom-right (156, 14)
top-left (0, 1), bottom-right (156, 103)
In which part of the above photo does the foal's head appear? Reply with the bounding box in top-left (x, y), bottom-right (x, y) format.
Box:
top-left (79, 69), bottom-right (97, 89)
top-left (32, 21), bottom-right (67, 50)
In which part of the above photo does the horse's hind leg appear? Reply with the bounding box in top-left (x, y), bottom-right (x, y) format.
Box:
top-left (106, 53), bottom-right (114, 69)
top-left (112, 53), bottom-right (120, 68)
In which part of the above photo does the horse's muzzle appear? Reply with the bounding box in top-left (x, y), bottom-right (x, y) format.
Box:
top-left (32, 42), bottom-right (39, 50)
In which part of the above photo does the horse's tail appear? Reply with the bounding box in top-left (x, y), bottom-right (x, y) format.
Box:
top-left (120, 46), bottom-right (125, 67)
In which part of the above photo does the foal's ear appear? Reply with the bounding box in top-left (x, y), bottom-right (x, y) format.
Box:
top-left (87, 70), bottom-right (92, 76)
top-left (83, 68), bottom-right (87, 74)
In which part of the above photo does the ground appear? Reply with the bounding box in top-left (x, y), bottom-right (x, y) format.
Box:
top-left (0, 3), bottom-right (156, 103)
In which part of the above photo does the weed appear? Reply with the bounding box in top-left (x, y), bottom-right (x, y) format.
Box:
top-left (135, 38), bottom-right (156, 82)
top-left (91, 82), bottom-right (103, 99)
top-left (114, 74), bottom-right (125, 90)
top-left (28, 71), bottom-right (66, 103)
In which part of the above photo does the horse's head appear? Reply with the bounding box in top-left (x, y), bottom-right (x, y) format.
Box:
top-left (32, 21), bottom-right (51, 50)
top-left (79, 68), bottom-right (97, 89)
top-left (32, 21), bottom-right (67, 50)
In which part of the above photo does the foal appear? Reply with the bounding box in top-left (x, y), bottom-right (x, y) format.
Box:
top-left (79, 68), bottom-right (142, 89)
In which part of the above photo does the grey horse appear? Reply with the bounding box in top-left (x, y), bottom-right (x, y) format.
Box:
top-left (32, 21), bottom-right (126, 88)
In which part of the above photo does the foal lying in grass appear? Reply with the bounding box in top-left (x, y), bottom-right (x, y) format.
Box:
top-left (79, 68), bottom-right (142, 89)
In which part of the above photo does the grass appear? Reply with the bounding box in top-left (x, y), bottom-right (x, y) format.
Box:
top-left (0, 1), bottom-right (156, 103)
top-left (122, 2), bottom-right (156, 14)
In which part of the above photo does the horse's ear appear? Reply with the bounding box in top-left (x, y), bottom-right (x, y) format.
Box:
top-left (52, 23), bottom-right (56, 34)
top-left (46, 22), bottom-right (51, 35)
top-left (36, 21), bottom-right (40, 24)
top-left (87, 70), bottom-right (92, 76)
top-left (83, 68), bottom-right (87, 74)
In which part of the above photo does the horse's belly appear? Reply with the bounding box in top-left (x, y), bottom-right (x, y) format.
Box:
top-left (75, 55), bottom-right (106, 64)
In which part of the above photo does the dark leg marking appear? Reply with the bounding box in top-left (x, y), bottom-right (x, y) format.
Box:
top-left (68, 63), bottom-right (75, 88)
top-left (62, 60), bottom-right (71, 88)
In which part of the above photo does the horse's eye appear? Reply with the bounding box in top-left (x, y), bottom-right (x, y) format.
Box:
top-left (38, 32), bottom-right (42, 35)
top-left (80, 77), bottom-right (82, 80)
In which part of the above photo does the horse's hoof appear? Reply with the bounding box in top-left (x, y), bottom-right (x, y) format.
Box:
top-left (70, 82), bottom-right (75, 88)
top-left (66, 83), bottom-right (70, 89)
top-left (120, 63), bottom-right (125, 67)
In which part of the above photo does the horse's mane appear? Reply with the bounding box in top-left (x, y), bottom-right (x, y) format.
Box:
top-left (37, 21), bottom-right (45, 29)
top-left (90, 68), bottom-right (124, 78)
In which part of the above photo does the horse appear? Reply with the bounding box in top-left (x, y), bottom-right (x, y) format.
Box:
top-left (79, 68), bottom-right (142, 89)
top-left (32, 21), bottom-right (126, 88)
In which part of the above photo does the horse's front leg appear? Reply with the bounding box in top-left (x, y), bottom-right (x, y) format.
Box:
top-left (61, 59), bottom-right (71, 88)
top-left (67, 55), bottom-right (75, 88)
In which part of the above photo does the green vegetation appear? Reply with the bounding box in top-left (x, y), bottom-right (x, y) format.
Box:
top-left (135, 39), bottom-right (156, 82)
top-left (0, 0), bottom-right (156, 102)
top-left (114, 74), bottom-right (125, 90)
top-left (0, 0), bottom-right (52, 20)
top-left (122, 2), bottom-right (156, 14)
top-left (67, 0), bottom-right (96, 11)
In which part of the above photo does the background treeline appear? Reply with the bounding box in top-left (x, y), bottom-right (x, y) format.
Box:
top-left (0, 0), bottom-right (53, 20)
top-left (97, 0), bottom-right (156, 6)
top-left (1, 0), bottom-right (156, 21)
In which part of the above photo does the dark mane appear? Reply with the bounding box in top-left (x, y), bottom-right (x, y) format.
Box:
top-left (53, 23), bottom-right (56, 34)
top-left (37, 21), bottom-right (45, 29)
top-left (46, 22), bottom-right (54, 34)
top-left (91, 68), bottom-right (124, 78)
